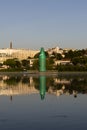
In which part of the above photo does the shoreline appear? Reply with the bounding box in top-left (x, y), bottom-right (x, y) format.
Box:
top-left (0, 71), bottom-right (87, 77)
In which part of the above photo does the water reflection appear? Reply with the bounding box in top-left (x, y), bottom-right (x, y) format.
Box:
top-left (39, 75), bottom-right (46, 100)
top-left (0, 74), bottom-right (87, 100)
top-left (0, 73), bottom-right (87, 130)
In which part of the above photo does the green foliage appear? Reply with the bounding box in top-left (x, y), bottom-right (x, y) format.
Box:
top-left (52, 52), bottom-right (63, 60)
top-left (32, 59), bottom-right (39, 70)
top-left (21, 59), bottom-right (30, 69)
top-left (45, 51), bottom-right (49, 58)
top-left (56, 64), bottom-right (87, 71)
top-left (72, 56), bottom-right (87, 65)
top-left (64, 49), bottom-right (86, 60)
top-left (34, 52), bottom-right (40, 58)
top-left (46, 58), bottom-right (55, 70)
top-left (0, 63), bottom-right (2, 66)
top-left (64, 50), bottom-right (74, 59)
top-left (3, 58), bottom-right (21, 69)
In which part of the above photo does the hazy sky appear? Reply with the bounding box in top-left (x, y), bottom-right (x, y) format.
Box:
top-left (0, 0), bottom-right (87, 50)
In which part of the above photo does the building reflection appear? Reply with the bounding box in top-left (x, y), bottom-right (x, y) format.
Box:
top-left (0, 75), bottom-right (87, 100)
top-left (0, 76), bottom-right (39, 96)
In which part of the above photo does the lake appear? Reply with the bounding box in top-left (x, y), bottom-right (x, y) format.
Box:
top-left (0, 72), bottom-right (87, 130)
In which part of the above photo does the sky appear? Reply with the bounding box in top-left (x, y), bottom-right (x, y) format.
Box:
top-left (0, 0), bottom-right (87, 50)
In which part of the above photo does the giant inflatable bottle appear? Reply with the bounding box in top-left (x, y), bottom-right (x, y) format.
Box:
top-left (39, 47), bottom-right (46, 72)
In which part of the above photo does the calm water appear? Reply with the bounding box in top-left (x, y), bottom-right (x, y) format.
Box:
top-left (0, 73), bottom-right (87, 130)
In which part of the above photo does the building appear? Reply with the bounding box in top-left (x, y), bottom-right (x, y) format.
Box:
top-left (47, 46), bottom-right (63, 55)
top-left (0, 46), bottom-right (39, 63)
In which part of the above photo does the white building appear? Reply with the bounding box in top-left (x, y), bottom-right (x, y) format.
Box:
top-left (0, 48), bottom-right (39, 62)
top-left (47, 46), bottom-right (63, 55)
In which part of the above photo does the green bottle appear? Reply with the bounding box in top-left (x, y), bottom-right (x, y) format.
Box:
top-left (39, 47), bottom-right (46, 72)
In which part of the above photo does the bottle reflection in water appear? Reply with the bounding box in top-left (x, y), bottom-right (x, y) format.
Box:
top-left (39, 76), bottom-right (46, 100)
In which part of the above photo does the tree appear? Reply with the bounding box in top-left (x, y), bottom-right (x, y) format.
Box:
top-left (71, 56), bottom-right (87, 65)
top-left (64, 50), bottom-right (74, 60)
top-left (32, 59), bottom-right (39, 70)
top-left (34, 52), bottom-right (40, 58)
top-left (21, 59), bottom-right (30, 69)
top-left (3, 58), bottom-right (21, 69)
top-left (3, 59), bottom-right (17, 68)
top-left (56, 53), bottom-right (63, 60)
top-left (46, 58), bottom-right (55, 70)
top-left (52, 52), bottom-right (63, 60)
top-left (15, 60), bottom-right (21, 68)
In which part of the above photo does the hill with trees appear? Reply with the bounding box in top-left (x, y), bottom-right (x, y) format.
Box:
top-left (0, 48), bottom-right (87, 72)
